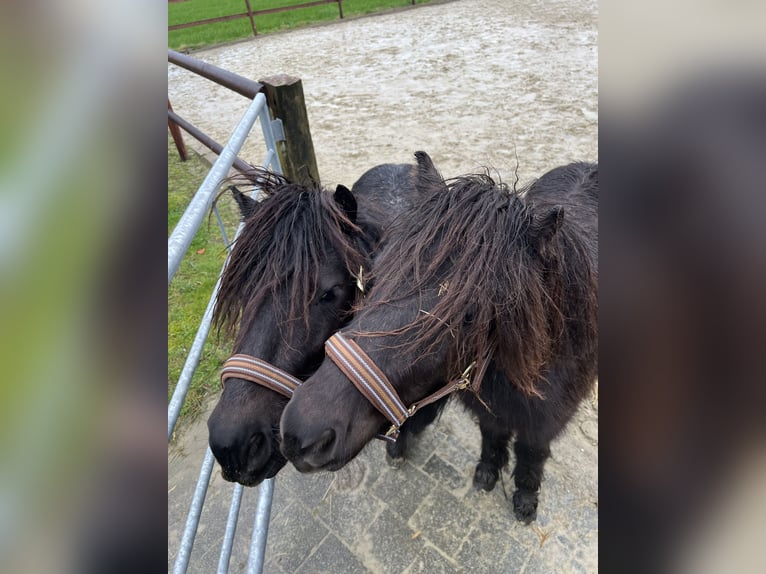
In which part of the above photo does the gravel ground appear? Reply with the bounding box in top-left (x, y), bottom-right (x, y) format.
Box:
top-left (168, 0), bottom-right (597, 188)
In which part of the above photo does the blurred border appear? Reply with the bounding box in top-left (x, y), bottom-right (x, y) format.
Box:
top-left (600, 1), bottom-right (766, 572)
top-left (1, 0), bottom-right (765, 572)
top-left (0, 1), bottom-right (168, 572)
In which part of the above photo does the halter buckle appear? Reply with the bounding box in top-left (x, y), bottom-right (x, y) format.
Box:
top-left (457, 378), bottom-right (472, 391)
top-left (456, 361), bottom-right (477, 391)
top-left (356, 266), bottom-right (365, 293)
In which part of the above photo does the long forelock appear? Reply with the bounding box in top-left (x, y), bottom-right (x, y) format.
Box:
top-left (213, 177), bottom-right (365, 346)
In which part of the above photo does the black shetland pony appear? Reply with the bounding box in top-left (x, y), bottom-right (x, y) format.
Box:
top-left (280, 154), bottom-right (598, 522)
top-left (207, 160), bottom-right (435, 486)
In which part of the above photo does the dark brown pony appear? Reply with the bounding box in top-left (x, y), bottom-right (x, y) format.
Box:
top-left (280, 154), bottom-right (598, 522)
top-left (207, 162), bottom-right (431, 486)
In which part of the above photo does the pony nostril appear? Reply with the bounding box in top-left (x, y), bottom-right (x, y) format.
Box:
top-left (308, 428), bottom-right (336, 454)
top-left (249, 431), bottom-right (264, 450)
top-left (280, 432), bottom-right (301, 460)
top-left (246, 431), bottom-right (269, 460)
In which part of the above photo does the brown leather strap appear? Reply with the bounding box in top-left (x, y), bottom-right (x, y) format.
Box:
top-left (408, 361), bottom-right (476, 413)
top-left (220, 354), bottom-right (301, 399)
top-left (325, 333), bottom-right (409, 426)
top-left (325, 333), bottom-right (481, 442)
top-left (325, 333), bottom-right (408, 442)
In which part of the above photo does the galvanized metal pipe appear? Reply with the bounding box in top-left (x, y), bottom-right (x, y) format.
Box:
top-left (258, 112), bottom-right (283, 174)
top-left (168, 119), bottom-right (279, 439)
top-left (173, 447), bottom-right (216, 574)
top-left (261, 149), bottom-right (276, 172)
top-left (214, 205), bottom-right (232, 251)
top-left (217, 483), bottom-right (245, 574)
top-left (167, 147), bottom-right (279, 440)
top-left (168, 84), bottom-right (284, 574)
top-left (246, 478), bottom-right (275, 574)
top-left (167, 262), bottom-right (225, 441)
top-left (168, 92), bottom-right (266, 284)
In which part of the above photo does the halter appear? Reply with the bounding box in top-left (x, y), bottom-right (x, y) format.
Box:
top-left (219, 271), bottom-right (368, 403)
top-left (325, 332), bottom-right (482, 443)
top-left (220, 354), bottom-right (302, 398)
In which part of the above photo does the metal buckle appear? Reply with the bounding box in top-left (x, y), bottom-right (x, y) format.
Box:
top-left (457, 378), bottom-right (472, 391)
top-left (456, 361), bottom-right (476, 390)
top-left (356, 266), bottom-right (365, 293)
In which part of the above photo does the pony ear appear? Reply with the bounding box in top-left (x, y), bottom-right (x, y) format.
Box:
top-left (230, 186), bottom-right (258, 220)
top-left (333, 184), bottom-right (357, 224)
top-left (529, 206), bottom-right (564, 254)
top-left (413, 151), bottom-right (445, 194)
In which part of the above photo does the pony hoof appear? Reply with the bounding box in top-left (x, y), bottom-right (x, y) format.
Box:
top-left (473, 463), bottom-right (498, 491)
top-left (386, 452), bottom-right (406, 469)
top-left (512, 490), bottom-right (538, 524)
top-left (386, 440), bottom-right (407, 469)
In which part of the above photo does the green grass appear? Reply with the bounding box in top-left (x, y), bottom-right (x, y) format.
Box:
top-left (169, 0), bottom-right (428, 51)
top-left (168, 136), bottom-right (242, 425)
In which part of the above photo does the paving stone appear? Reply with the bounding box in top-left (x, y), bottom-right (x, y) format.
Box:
top-left (370, 460), bottom-right (434, 521)
top-left (436, 402), bottom-right (482, 451)
top-left (400, 425), bottom-right (448, 468)
top-left (523, 539), bottom-right (577, 574)
top-left (461, 475), bottom-right (513, 513)
top-left (262, 559), bottom-right (290, 574)
top-left (458, 504), bottom-right (539, 572)
top-left (571, 528), bottom-right (598, 573)
top-left (423, 454), bottom-right (466, 491)
top-left (275, 465), bottom-right (335, 509)
top-left (409, 487), bottom-right (476, 553)
top-left (567, 502), bottom-right (599, 543)
top-left (579, 418), bottom-right (598, 444)
top-left (501, 536), bottom-right (535, 573)
top-left (439, 428), bottom-right (480, 462)
top-left (457, 526), bottom-right (518, 571)
top-left (297, 534), bottom-right (370, 574)
top-left (569, 557), bottom-right (596, 574)
top-left (265, 502), bottom-right (329, 573)
top-left (405, 545), bottom-right (462, 574)
top-left (456, 515), bottom-right (530, 574)
top-left (362, 508), bottom-right (425, 574)
top-left (315, 488), bottom-right (384, 546)
top-left (331, 457), bottom-right (369, 492)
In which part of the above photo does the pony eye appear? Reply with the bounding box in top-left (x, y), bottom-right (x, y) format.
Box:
top-left (319, 288), bottom-right (337, 303)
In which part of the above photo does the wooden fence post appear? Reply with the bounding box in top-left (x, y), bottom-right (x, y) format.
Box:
top-left (243, 0), bottom-right (257, 36)
top-left (168, 98), bottom-right (188, 161)
top-left (259, 75), bottom-right (320, 185)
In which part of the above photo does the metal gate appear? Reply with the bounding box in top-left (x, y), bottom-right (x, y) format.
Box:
top-left (168, 81), bottom-right (282, 574)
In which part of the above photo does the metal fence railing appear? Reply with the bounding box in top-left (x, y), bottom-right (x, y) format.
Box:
top-left (168, 69), bottom-right (283, 574)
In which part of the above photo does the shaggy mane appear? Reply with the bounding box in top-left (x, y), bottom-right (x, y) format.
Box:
top-left (356, 166), bottom-right (598, 397)
top-left (213, 169), bottom-right (366, 347)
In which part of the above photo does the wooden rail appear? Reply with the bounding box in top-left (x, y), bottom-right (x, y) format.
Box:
top-left (168, 50), bottom-right (320, 184)
top-left (169, 0), bottom-right (344, 36)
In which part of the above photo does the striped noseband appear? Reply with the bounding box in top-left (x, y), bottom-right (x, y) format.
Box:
top-left (220, 354), bottom-right (302, 398)
top-left (325, 332), bottom-right (478, 443)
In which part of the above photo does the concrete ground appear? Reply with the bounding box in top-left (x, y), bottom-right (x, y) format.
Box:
top-left (169, 0), bottom-right (598, 571)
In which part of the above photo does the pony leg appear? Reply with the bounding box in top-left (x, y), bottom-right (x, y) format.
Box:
top-left (472, 423), bottom-right (512, 492)
top-left (386, 397), bottom-right (447, 468)
top-left (511, 438), bottom-right (551, 524)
